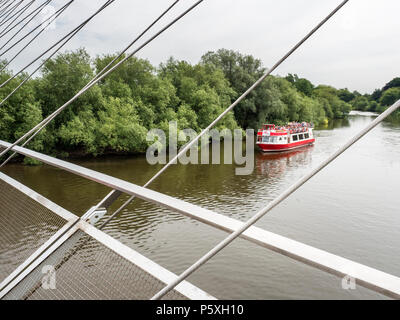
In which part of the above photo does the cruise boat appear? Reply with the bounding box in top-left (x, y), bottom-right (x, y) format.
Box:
top-left (256, 122), bottom-right (315, 152)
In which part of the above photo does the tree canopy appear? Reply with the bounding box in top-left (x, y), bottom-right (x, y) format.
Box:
top-left (344, 75), bottom-right (400, 120)
top-left (1, 48), bottom-right (394, 162)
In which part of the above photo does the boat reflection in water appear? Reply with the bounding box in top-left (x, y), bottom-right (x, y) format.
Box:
top-left (255, 145), bottom-right (314, 177)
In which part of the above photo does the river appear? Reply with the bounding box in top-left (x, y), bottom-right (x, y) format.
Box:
top-left (2, 111), bottom-right (400, 299)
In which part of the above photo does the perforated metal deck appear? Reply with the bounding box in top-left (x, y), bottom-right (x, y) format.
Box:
top-left (0, 172), bottom-right (214, 300)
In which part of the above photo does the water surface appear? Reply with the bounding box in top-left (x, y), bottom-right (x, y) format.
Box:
top-left (2, 112), bottom-right (400, 299)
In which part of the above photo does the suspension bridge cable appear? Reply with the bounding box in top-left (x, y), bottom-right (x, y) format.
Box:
top-left (0, 0), bottom-right (51, 39)
top-left (0, 0), bottom-right (22, 23)
top-left (0, 0), bottom-right (204, 165)
top-left (0, 0), bottom-right (54, 50)
top-left (0, 0), bottom-right (33, 29)
top-left (0, 0), bottom-right (12, 12)
top-left (85, 0), bottom-right (180, 89)
top-left (95, 0), bottom-right (350, 232)
top-left (0, 0), bottom-right (72, 72)
top-left (0, 0), bottom-right (11, 10)
top-left (0, 0), bottom-right (17, 19)
top-left (0, 0), bottom-right (113, 105)
top-left (0, 0), bottom-right (15, 17)
top-left (10, 0), bottom-right (207, 299)
top-left (0, 1), bottom-right (111, 112)
top-left (0, 0), bottom-right (25, 27)
top-left (152, 98), bottom-right (400, 300)
top-left (0, 0), bottom-right (180, 167)
top-left (0, 0), bottom-right (46, 38)
top-left (150, 0), bottom-right (353, 300)
top-left (0, 0), bottom-right (34, 37)
top-left (0, 0), bottom-right (114, 89)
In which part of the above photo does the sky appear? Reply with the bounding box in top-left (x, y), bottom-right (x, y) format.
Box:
top-left (2, 0), bottom-right (400, 94)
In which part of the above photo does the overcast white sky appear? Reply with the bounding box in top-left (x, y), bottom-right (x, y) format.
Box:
top-left (2, 0), bottom-right (400, 93)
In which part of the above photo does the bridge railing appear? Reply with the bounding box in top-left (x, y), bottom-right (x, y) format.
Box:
top-left (0, 157), bottom-right (214, 300)
top-left (1, 139), bottom-right (399, 299)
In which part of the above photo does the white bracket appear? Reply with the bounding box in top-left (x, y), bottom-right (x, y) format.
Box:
top-left (82, 206), bottom-right (107, 225)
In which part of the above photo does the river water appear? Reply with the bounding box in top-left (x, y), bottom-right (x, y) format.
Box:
top-left (2, 112), bottom-right (400, 299)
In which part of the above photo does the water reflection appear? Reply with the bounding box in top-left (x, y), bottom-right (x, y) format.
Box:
top-left (1, 113), bottom-right (399, 299)
top-left (315, 118), bottom-right (350, 130)
top-left (256, 146), bottom-right (314, 177)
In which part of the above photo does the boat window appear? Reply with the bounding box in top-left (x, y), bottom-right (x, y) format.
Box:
top-left (262, 136), bottom-right (269, 142)
top-left (305, 133), bottom-right (309, 139)
top-left (292, 135), bottom-right (298, 141)
top-left (299, 134), bottom-right (304, 140)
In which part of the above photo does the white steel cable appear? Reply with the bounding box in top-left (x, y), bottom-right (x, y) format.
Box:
top-left (0, 1), bottom-right (72, 71)
top-left (0, 0), bottom-right (48, 40)
top-left (151, 99), bottom-right (400, 300)
top-left (0, 0), bottom-right (112, 112)
top-left (0, 0), bottom-right (23, 24)
top-left (85, 0), bottom-right (180, 89)
top-left (0, 0), bottom-right (34, 35)
top-left (0, 0), bottom-right (34, 31)
top-left (0, 0), bottom-right (31, 25)
top-left (0, 0), bottom-right (205, 298)
top-left (150, 0), bottom-right (356, 299)
top-left (0, 0), bottom-right (55, 52)
top-left (0, 0), bottom-right (204, 165)
top-left (0, 0), bottom-right (51, 40)
top-left (97, 0), bottom-right (350, 230)
top-left (0, 0), bottom-right (180, 167)
top-left (0, 0), bottom-right (16, 16)
top-left (0, 0), bottom-right (114, 90)
top-left (0, 0), bottom-right (11, 12)
top-left (0, 0), bottom-right (18, 20)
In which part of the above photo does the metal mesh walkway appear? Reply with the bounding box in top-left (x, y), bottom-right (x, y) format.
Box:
top-left (0, 172), bottom-right (214, 300)
top-left (1, 138), bottom-right (400, 299)
top-left (1, 0), bottom-right (399, 300)
top-left (0, 174), bottom-right (74, 283)
top-left (3, 231), bottom-right (187, 300)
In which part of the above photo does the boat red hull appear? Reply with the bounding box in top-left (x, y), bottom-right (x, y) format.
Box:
top-left (257, 139), bottom-right (315, 152)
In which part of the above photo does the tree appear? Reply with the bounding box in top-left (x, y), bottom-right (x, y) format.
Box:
top-left (380, 87), bottom-right (400, 106)
top-left (371, 89), bottom-right (382, 102)
top-left (159, 58), bottom-right (239, 131)
top-left (382, 77), bottom-right (400, 92)
top-left (351, 96), bottom-right (370, 111)
top-left (201, 49), bottom-right (267, 129)
top-left (368, 101), bottom-right (378, 112)
top-left (337, 88), bottom-right (355, 103)
top-left (0, 48), bottom-right (369, 162)
top-left (313, 85), bottom-right (351, 118)
top-left (286, 74), bottom-right (314, 97)
top-left (0, 63), bottom-right (44, 153)
top-left (35, 48), bottom-right (104, 128)
top-left (294, 78), bottom-right (314, 97)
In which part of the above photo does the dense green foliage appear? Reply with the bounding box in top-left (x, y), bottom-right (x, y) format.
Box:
top-left (1, 48), bottom-right (395, 160)
top-left (344, 76), bottom-right (400, 121)
top-left (202, 49), bottom-right (350, 129)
